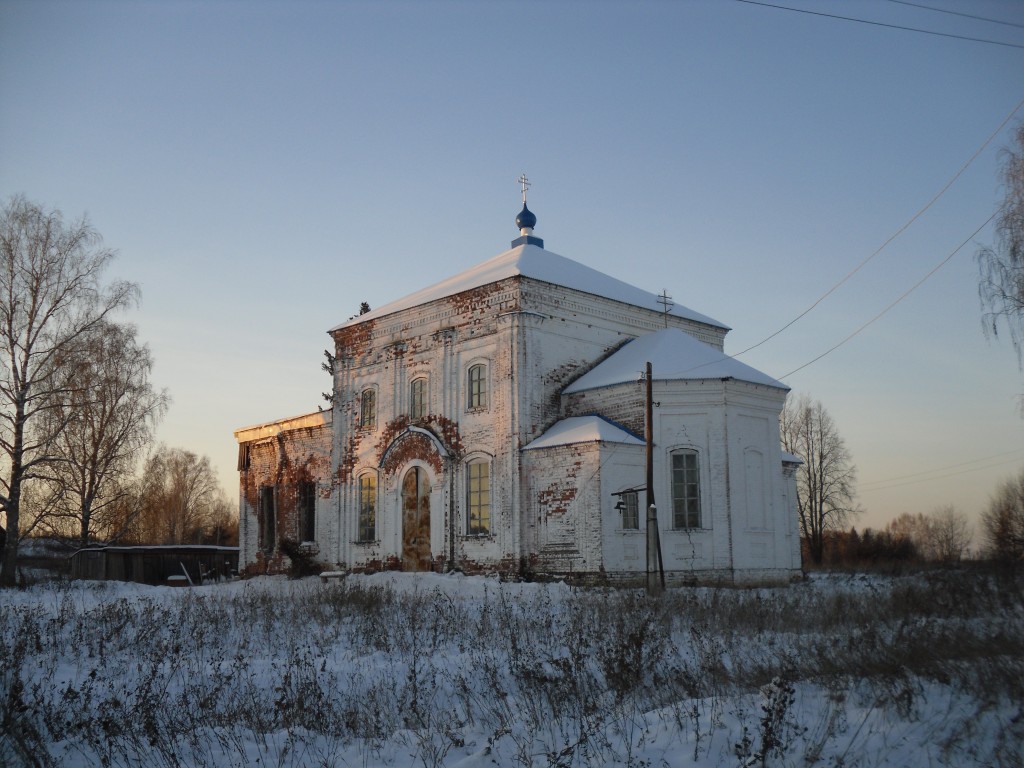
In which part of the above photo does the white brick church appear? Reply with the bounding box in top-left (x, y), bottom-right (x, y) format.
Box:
top-left (235, 192), bottom-right (802, 585)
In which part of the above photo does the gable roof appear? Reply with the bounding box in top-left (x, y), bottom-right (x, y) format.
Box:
top-left (330, 243), bottom-right (728, 332)
top-left (563, 327), bottom-right (788, 393)
top-left (522, 415), bottom-right (645, 451)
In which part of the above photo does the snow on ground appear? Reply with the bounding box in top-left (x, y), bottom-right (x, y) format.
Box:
top-left (1, 570), bottom-right (1021, 767)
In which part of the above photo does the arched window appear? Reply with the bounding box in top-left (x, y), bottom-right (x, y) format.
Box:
top-left (467, 364), bottom-right (487, 410)
top-left (410, 377), bottom-right (427, 419)
top-left (357, 474), bottom-right (377, 542)
top-left (359, 388), bottom-right (376, 430)
top-left (671, 449), bottom-right (702, 529)
top-left (466, 459), bottom-right (490, 535)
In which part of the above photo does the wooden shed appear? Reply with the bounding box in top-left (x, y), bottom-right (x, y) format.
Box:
top-left (70, 545), bottom-right (239, 586)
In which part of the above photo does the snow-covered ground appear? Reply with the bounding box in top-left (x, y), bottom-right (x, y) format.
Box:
top-left (1, 569), bottom-right (1021, 767)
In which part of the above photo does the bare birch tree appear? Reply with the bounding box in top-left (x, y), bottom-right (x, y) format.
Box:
top-left (977, 123), bottom-right (1024, 403)
top-left (0, 196), bottom-right (137, 586)
top-left (39, 320), bottom-right (169, 546)
top-left (134, 446), bottom-right (226, 544)
top-left (780, 393), bottom-right (859, 566)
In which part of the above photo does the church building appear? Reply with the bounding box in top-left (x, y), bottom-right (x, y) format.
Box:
top-left (235, 190), bottom-right (802, 585)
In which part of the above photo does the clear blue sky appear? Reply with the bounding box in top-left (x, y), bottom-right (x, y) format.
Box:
top-left (2, 0), bottom-right (1022, 537)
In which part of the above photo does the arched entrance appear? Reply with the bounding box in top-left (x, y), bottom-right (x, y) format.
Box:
top-left (401, 466), bottom-right (432, 571)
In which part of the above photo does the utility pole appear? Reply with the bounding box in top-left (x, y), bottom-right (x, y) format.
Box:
top-left (645, 361), bottom-right (665, 594)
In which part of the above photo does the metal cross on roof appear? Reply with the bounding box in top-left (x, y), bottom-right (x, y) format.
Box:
top-left (518, 173), bottom-right (531, 204)
top-left (657, 289), bottom-right (674, 328)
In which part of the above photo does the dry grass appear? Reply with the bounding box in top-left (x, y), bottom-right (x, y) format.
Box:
top-left (1, 568), bottom-right (1021, 767)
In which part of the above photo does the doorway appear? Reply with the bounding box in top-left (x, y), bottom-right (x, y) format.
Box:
top-left (401, 466), bottom-right (432, 571)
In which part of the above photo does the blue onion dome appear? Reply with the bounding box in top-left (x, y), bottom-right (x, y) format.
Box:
top-left (516, 203), bottom-right (537, 231)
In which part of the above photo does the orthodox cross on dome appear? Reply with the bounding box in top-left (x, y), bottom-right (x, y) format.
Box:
top-left (518, 173), bottom-right (531, 204)
top-left (511, 173), bottom-right (543, 249)
top-left (657, 289), bottom-right (674, 328)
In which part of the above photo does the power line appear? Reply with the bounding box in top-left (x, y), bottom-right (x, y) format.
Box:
top-left (860, 455), bottom-right (1024, 493)
top-left (885, 0), bottom-right (1024, 31)
top-left (734, 96), bottom-right (1024, 360)
top-left (779, 212), bottom-right (996, 379)
top-left (860, 448), bottom-right (1024, 490)
top-left (666, 101), bottom-right (1022, 383)
top-left (735, 0), bottom-right (1024, 49)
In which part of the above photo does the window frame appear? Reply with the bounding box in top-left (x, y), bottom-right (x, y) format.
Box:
top-left (620, 491), bottom-right (640, 530)
top-left (465, 458), bottom-right (491, 536)
top-left (410, 377), bottom-right (428, 420)
top-left (467, 363), bottom-right (488, 411)
top-left (357, 473), bottom-right (377, 543)
top-left (670, 448), bottom-right (702, 529)
top-left (259, 484), bottom-right (276, 553)
top-left (359, 388), bottom-right (377, 430)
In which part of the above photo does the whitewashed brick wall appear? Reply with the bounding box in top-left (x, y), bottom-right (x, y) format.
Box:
top-left (237, 266), bottom-right (799, 583)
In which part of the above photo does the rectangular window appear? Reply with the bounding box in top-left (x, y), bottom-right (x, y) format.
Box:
top-left (410, 378), bottom-right (427, 419)
top-left (621, 491), bottom-right (639, 530)
top-left (467, 461), bottom-right (490, 535)
top-left (358, 474), bottom-right (376, 542)
top-left (360, 389), bottom-right (376, 430)
top-left (298, 481), bottom-right (316, 542)
top-left (259, 485), bottom-right (276, 552)
top-left (672, 450), bottom-right (701, 529)
top-left (467, 364), bottom-right (487, 409)
top-left (237, 443), bottom-right (251, 471)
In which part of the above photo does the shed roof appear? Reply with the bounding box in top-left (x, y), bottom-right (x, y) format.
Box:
top-left (523, 415), bottom-right (645, 451)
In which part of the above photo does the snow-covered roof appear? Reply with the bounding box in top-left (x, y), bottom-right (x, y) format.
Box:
top-left (563, 327), bottom-right (788, 394)
top-left (234, 409), bottom-right (331, 442)
top-left (522, 415), bottom-right (645, 451)
top-left (330, 244), bottom-right (728, 331)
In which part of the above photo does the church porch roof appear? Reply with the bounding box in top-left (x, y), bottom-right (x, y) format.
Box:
top-left (522, 415), bottom-right (645, 451)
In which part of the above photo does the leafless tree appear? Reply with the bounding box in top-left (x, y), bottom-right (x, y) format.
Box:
top-left (980, 467), bottom-right (1024, 562)
top-left (929, 505), bottom-right (973, 563)
top-left (204, 495), bottom-right (239, 546)
top-left (780, 393), bottom-right (859, 566)
top-left (37, 320), bottom-right (169, 546)
top-left (0, 196), bottom-right (137, 586)
top-left (11, 478), bottom-right (62, 541)
top-left (977, 123), bottom-right (1024, 403)
top-left (133, 446), bottom-right (228, 544)
top-left (887, 507), bottom-right (972, 563)
top-left (886, 512), bottom-right (927, 556)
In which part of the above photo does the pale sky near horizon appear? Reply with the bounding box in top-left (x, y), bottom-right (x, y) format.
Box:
top-left (2, 0), bottom-right (1022, 540)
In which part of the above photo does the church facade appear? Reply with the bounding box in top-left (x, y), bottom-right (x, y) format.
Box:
top-left (235, 201), bottom-right (802, 585)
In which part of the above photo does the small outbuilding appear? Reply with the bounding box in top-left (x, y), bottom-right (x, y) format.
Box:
top-left (70, 545), bottom-right (238, 586)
